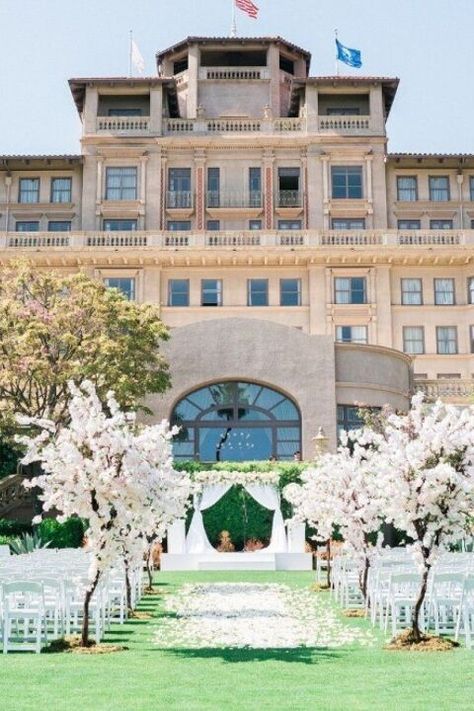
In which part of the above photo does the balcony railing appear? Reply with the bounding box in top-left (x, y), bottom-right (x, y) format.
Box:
top-left (163, 117), bottom-right (304, 135)
top-left (96, 116), bottom-right (150, 133)
top-left (277, 190), bottom-right (302, 208)
top-left (206, 191), bottom-right (263, 209)
top-left (199, 67), bottom-right (269, 80)
top-left (414, 379), bottom-right (474, 402)
top-left (3, 229), bottom-right (474, 251)
top-left (318, 115), bottom-right (371, 132)
top-left (166, 191), bottom-right (194, 209)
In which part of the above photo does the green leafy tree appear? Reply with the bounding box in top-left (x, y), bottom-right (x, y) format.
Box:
top-left (0, 262), bottom-right (170, 432)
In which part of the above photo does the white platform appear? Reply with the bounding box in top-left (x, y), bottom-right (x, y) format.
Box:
top-left (160, 552), bottom-right (312, 571)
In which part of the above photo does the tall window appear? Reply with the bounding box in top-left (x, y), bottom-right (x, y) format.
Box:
top-left (249, 167), bottom-right (262, 207)
top-left (201, 279), bottom-right (222, 307)
top-left (168, 168), bottom-right (192, 208)
top-left (430, 219), bottom-right (453, 230)
top-left (280, 279), bottom-right (301, 306)
top-left (104, 277), bottom-right (135, 301)
top-left (171, 381), bottom-right (301, 461)
top-left (331, 218), bottom-right (366, 230)
top-left (103, 219), bottom-right (137, 231)
top-left (397, 176), bottom-right (418, 201)
top-left (398, 219), bottom-right (421, 230)
top-left (403, 326), bottom-right (425, 354)
top-left (429, 176), bottom-right (450, 201)
top-left (207, 168), bottom-right (220, 207)
top-left (278, 168), bottom-right (300, 206)
top-left (334, 277), bottom-right (367, 304)
top-left (48, 220), bottom-right (71, 232)
top-left (434, 278), bottom-right (455, 305)
top-left (105, 167), bottom-right (137, 200)
top-left (468, 277), bottom-right (474, 304)
top-left (470, 325), bottom-right (474, 354)
top-left (248, 279), bottom-right (268, 306)
top-left (16, 221), bottom-right (39, 231)
top-left (18, 178), bottom-right (40, 203)
top-left (51, 177), bottom-right (72, 203)
top-left (401, 278), bottom-right (423, 305)
top-left (336, 326), bottom-right (368, 344)
top-left (437, 326), bottom-right (457, 354)
top-left (331, 166), bottom-right (363, 199)
top-left (337, 405), bottom-right (365, 438)
top-left (470, 176), bottom-right (474, 201)
top-left (168, 279), bottom-right (189, 307)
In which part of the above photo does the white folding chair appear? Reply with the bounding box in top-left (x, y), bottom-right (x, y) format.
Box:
top-left (2, 581), bottom-right (45, 654)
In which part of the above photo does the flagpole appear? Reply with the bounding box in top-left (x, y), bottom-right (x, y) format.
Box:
top-left (231, 0), bottom-right (237, 37)
top-left (334, 29), bottom-right (339, 76)
top-left (129, 30), bottom-right (133, 77)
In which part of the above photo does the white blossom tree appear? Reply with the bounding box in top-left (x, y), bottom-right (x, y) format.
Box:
top-left (377, 393), bottom-right (474, 640)
top-left (19, 381), bottom-right (190, 646)
top-left (285, 430), bottom-right (385, 596)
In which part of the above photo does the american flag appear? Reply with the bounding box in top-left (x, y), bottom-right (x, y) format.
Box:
top-left (235, 0), bottom-right (259, 19)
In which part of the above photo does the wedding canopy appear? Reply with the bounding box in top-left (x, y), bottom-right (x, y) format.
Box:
top-left (185, 483), bottom-right (287, 554)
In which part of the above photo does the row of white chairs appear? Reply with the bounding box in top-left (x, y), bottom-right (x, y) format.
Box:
top-left (0, 548), bottom-right (144, 653)
top-left (330, 549), bottom-right (474, 648)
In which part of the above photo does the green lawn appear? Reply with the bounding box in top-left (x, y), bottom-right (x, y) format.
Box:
top-left (0, 571), bottom-right (472, 711)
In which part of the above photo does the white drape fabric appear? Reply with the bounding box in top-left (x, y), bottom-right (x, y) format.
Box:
top-left (244, 484), bottom-right (287, 553)
top-left (185, 483), bottom-right (287, 554)
top-left (185, 484), bottom-right (232, 554)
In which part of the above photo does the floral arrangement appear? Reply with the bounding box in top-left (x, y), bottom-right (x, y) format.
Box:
top-left (192, 469), bottom-right (280, 490)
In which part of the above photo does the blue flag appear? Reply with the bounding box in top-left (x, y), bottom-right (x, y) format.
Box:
top-left (336, 39), bottom-right (362, 68)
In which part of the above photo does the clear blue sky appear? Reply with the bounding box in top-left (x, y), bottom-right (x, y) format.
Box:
top-left (0, 0), bottom-right (473, 155)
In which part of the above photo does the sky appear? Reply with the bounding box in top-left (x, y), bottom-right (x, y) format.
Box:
top-left (0, 0), bottom-right (473, 155)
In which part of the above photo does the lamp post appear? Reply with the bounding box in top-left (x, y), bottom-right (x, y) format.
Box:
top-left (312, 426), bottom-right (329, 460)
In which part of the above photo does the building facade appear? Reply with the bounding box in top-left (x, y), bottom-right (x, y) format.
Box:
top-left (1, 35), bottom-right (473, 460)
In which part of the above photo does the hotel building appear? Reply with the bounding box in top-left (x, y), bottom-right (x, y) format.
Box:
top-left (1, 35), bottom-right (474, 462)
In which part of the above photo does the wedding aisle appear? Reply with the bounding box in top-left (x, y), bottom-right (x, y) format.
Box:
top-left (154, 581), bottom-right (375, 649)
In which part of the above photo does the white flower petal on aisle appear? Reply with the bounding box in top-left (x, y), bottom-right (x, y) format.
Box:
top-left (154, 583), bottom-right (375, 649)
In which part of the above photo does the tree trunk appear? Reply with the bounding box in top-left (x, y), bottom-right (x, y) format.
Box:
top-left (81, 570), bottom-right (100, 647)
top-left (411, 563), bottom-right (430, 642)
top-left (360, 555), bottom-right (370, 600)
top-left (326, 539), bottom-right (331, 587)
top-left (146, 546), bottom-right (153, 590)
top-left (124, 559), bottom-right (132, 611)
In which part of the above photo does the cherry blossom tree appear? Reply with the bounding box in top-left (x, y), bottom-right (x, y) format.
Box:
top-left (18, 381), bottom-right (190, 646)
top-left (285, 429), bottom-right (385, 597)
top-left (377, 393), bottom-right (474, 640)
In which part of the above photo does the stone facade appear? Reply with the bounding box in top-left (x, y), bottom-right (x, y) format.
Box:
top-left (0, 35), bottom-right (473, 458)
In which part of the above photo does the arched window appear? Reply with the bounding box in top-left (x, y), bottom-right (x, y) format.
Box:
top-left (171, 381), bottom-right (301, 462)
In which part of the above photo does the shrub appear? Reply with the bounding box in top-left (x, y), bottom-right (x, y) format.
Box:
top-left (9, 531), bottom-right (50, 554)
top-left (0, 534), bottom-right (15, 549)
top-left (37, 517), bottom-right (85, 549)
top-left (0, 519), bottom-right (32, 537)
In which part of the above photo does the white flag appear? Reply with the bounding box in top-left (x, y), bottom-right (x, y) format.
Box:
top-left (131, 39), bottom-right (145, 75)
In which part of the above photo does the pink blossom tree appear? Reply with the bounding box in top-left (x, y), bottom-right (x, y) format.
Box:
top-left (377, 393), bottom-right (474, 640)
top-left (19, 381), bottom-right (190, 646)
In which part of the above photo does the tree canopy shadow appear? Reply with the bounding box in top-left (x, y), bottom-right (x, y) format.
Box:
top-left (155, 646), bottom-right (344, 665)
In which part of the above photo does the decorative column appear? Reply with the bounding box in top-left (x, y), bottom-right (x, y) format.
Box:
top-left (321, 154), bottom-right (330, 230)
top-left (301, 149), bottom-right (308, 229)
top-left (365, 153), bottom-right (374, 228)
top-left (140, 154), bottom-right (148, 230)
top-left (96, 157), bottom-right (104, 230)
top-left (160, 149), bottom-right (167, 231)
top-left (195, 149), bottom-right (206, 231)
top-left (263, 148), bottom-right (274, 230)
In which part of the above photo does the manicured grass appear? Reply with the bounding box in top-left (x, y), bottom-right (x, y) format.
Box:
top-left (0, 571), bottom-right (472, 711)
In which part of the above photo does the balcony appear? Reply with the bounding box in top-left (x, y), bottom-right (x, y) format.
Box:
top-left (414, 379), bottom-right (474, 403)
top-left (277, 191), bottom-right (302, 208)
top-left (318, 115), bottom-right (371, 133)
top-left (206, 191), bottom-right (263, 212)
top-left (96, 116), bottom-right (150, 134)
top-left (199, 66), bottom-right (270, 81)
top-left (163, 117), bottom-right (303, 135)
top-left (166, 191), bottom-right (194, 215)
top-left (3, 229), bottom-right (474, 252)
